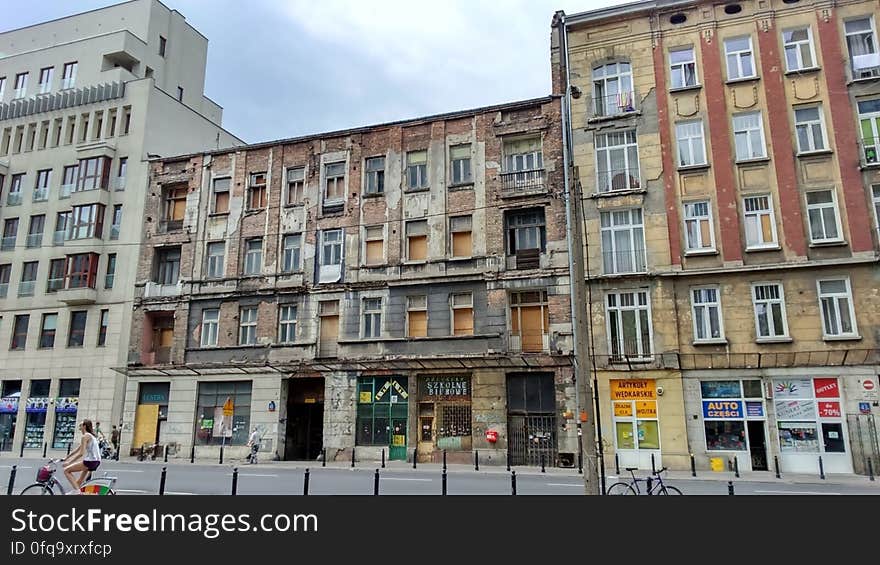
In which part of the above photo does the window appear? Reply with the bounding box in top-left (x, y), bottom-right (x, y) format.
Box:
top-left (725, 36), bottom-right (756, 80)
top-left (159, 36), bottom-right (167, 57)
top-left (692, 287), bottom-right (723, 342)
top-left (239, 307), bottom-right (257, 345)
top-left (2, 218), bottom-right (18, 250)
top-left (67, 311), bottom-right (86, 347)
top-left (38, 67), bottom-right (53, 94)
top-left (70, 204), bottom-right (104, 240)
top-left (201, 309), bottom-right (219, 347)
top-left (669, 47), bottom-right (698, 89)
top-left (97, 309), bottom-right (109, 347)
top-left (794, 106), bottom-right (827, 153)
top-left (510, 291), bottom-right (550, 352)
top-left (600, 209), bottom-right (646, 274)
top-left (19, 261), bottom-right (37, 296)
top-left (116, 157), bottom-right (127, 190)
top-left (356, 376), bottom-right (409, 446)
top-left (363, 226), bottom-right (384, 265)
top-left (806, 190), bottom-right (842, 243)
top-left (161, 185), bottom-right (186, 229)
top-left (11, 315), bottom-right (28, 350)
top-left (212, 178), bottom-right (230, 214)
top-left (154, 247), bottom-right (181, 285)
top-left (406, 150), bottom-right (428, 190)
top-left (105, 253), bottom-right (116, 289)
top-left (8, 174), bottom-right (23, 205)
top-left (278, 305), bottom-right (297, 343)
top-left (47, 259), bottom-right (64, 292)
top-left (450, 215), bottom-right (473, 258)
top-left (0, 264), bottom-right (10, 297)
top-left (61, 165), bottom-right (77, 198)
top-left (450, 145), bottom-right (472, 184)
top-left (818, 279), bottom-right (858, 338)
top-left (54, 211), bottom-right (70, 245)
top-left (506, 208), bottom-right (546, 267)
top-left (39, 313), bottom-right (57, 349)
top-left (247, 172), bottom-right (267, 210)
top-left (61, 62), bottom-right (77, 89)
top-left (406, 220), bottom-right (428, 261)
top-left (205, 242), bottom-right (225, 279)
top-left (675, 121), bottom-right (706, 167)
top-left (606, 290), bottom-right (652, 360)
top-left (0, 76), bottom-right (5, 98)
top-left (285, 167), bottom-right (304, 205)
top-left (362, 297), bottom-right (382, 338)
top-left (592, 61), bottom-right (634, 116)
top-left (365, 157), bottom-right (385, 195)
top-left (27, 215), bottom-right (45, 248)
top-left (65, 253), bottom-right (98, 289)
top-left (34, 169), bottom-right (50, 201)
top-left (451, 293), bottom-right (474, 336)
top-left (76, 157), bottom-right (110, 191)
top-left (595, 130), bottom-right (640, 192)
top-left (324, 162), bottom-right (346, 204)
top-left (504, 137), bottom-right (543, 173)
top-left (109, 205), bottom-right (122, 240)
top-left (683, 201), bottom-right (715, 252)
top-left (318, 229), bottom-right (343, 283)
top-left (783, 27), bottom-right (816, 72)
top-left (845, 17), bottom-right (880, 79)
top-left (406, 296), bottom-right (428, 338)
top-left (194, 381), bottom-right (252, 446)
top-left (752, 283), bottom-right (789, 339)
top-left (743, 195), bottom-right (777, 248)
top-left (732, 112), bottom-right (766, 160)
top-left (13, 72), bottom-right (27, 98)
top-left (243, 238), bottom-right (263, 275)
top-left (281, 234), bottom-right (302, 273)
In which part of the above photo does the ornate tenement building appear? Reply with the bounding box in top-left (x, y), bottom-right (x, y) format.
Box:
top-left (122, 97), bottom-right (584, 468)
top-left (554, 0), bottom-right (880, 475)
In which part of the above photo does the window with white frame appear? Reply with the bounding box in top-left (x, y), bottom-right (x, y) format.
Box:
top-left (743, 195), bottom-right (778, 248)
top-left (691, 287), bottom-right (723, 342)
top-left (676, 121), bottom-right (706, 167)
top-left (451, 293), bottom-right (474, 336)
top-left (783, 27), bottom-right (816, 72)
top-left (592, 62), bottom-right (634, 116)
top-left (362, 297), bottom-right (382, 339)
top-left (285, 167), bottom-right (305, 205)
top-left (600, 208), bottom-right (646, 274)
top-left (243, 238), bottom-right (263, 275)
top-left (324, 162), bottom-right (346, 203)
top-left (872, 185), bottom-right (880, 233)
top-left (239, 307), bottom-right (257, 345)
top-left (806, 190), bottom-right (842, 243)
top-left (858, 98), bottom-right (880, 164)
top-left (752, 283), bottom-right (789, 339)
top-left (282, 234), bottom-right (302, 273)
top-left (818, 278), bottom-right (858, 338)
top-left (278, 304), bottom-right (297, 343)
top-left (669, 47), bottom-right (698, 89)
top-left (363, 226), bottom-right (384, 266)
top-left (683, 201), bottom-right (715, 252)
top-left (201, 309), bottom-right (219, 347)
top-left (13, 72), bottom-right (27, 98)
top-left (606, 290), bottom-right (652, 360)
top-left (365, 157), bottom-right (385, 195)
top-left (732, 112), bottom-right (766, 161)
top-left (450, 145), bottom-right (472, 184)
top-left (61, 62), bottom-right (77, 90)
top-left (595, 130), bottom-right (640, 193)
top-left (318, 229), bottom-right (343, 284)
top-left (406, 150), bottom-right (428, 190)
top-left (725, 36), bottom-right (756, 80)
top-left (205, 241), bottom-right (225, 279)
top-left (845, 17), bottom-right (880, 79)
top-left (794, 106), bottom-right (827, 153)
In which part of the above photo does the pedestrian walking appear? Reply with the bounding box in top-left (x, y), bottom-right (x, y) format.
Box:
top-left (246, 427), bottom-right (261, 464)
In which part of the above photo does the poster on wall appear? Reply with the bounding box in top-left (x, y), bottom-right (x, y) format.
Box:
top-left (818, 401), bottom-right (841, 418)
top-left (745, 401), bottom-right (764, 418)
top-left (55, 397), bottom-right (78, 413)
top-left (774, 400), bottom-right (816, 420)
top-left (0, 397), bottom-right (18, 414)
top-left (813, 378), bottom-right (839, 398)
top-left (773, 379), bottom-right (812, 399)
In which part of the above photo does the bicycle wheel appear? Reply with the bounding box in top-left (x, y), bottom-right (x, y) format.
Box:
top-left (657, 485), bottom-right (683, 495)
top-left (606, 482), bottom-right (638, 495)
top-left (20, 483), bottom-right (54, 495)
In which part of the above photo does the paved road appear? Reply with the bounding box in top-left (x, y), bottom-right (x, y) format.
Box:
top-left (2, 458), bottom-right (878, 495)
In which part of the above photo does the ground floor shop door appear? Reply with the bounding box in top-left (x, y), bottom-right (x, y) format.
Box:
top-left (357, 376), bottom-right (409, 460)
top-left (507, 373), bottom-right (557, 467)
top-left (417, 376), bottom-right (472, 462)
top-left (747, 421), bottom-right (768, 471)
top-left (285, 377), bottom-right (324, 461)
top-left (611, 379), bottom-right (660, 470)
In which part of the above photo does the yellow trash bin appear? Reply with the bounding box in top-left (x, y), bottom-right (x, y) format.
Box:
top-left (709, 457), bottom-right (724, 472)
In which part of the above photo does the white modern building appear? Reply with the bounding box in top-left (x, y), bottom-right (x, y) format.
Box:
top-left (0, 0), bottom-right (242, 455)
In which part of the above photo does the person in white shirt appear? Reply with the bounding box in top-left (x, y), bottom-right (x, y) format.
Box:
top-left (246, 427), bottom-right (261, 464)
top-left (62, 419), bottom-right (101, 494)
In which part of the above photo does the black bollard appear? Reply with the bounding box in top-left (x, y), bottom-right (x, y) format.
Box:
top-left (615, 453), bottom-right (620, 475)
top-left (42, 443), bottom-right (47, 458)
top-left (443, 450), bottom-right (447, 472)
top-left (351, 447), bottom-right (356, 468)
top-left (19, 440), bottom-right (24, 458)
top-left (734, 456), bottom-right (740, 478)
top-left (159, 466), bottom-right (167, 495)
top-left (651, 453), bottom-right (656, 475)
top-left (774, 455), bottom-right (781, 479)
top-left (511, 471), bottom-right (517, 495)
top-left (381, 448), bottom-right (385, 469)
top-left (67, 442), bottom-right (72, 456)
top-left (413, 447), bottom-right (417, 469)
top-left (6, 465), bottom-right (16, 496)
top-left (442, 469), bottom-right (447, 495)
top-left (690, 453), bottom-right (697, 477)
top-left (231, 467), bottom-right (238, 495)
top-left (540, 452), bottom-right (545, 473)
top-left (219, 443), bottom-right (224, 465)
top-left (578, 452), bottom-right (583, 475)
top-left (728, 480), bottom-right (735, 495)
top-left (303, 468), bottom-right (310, 495)
top-left (819, 456), bottom-right (825, 480)
top-left (190, 444), bottom-right (195, 464)
top-left (373, 469), bottom-right (380, 496)
top-left (867, 459), bottom-right (875, 482)
top-left (646, 476), bottom-right (653, 495)
top-left (321, 448), bottom-right (326, 468)
top-left (506, 450), bottom-right (511, 472)
top-left (164, 447), bottom-right (168, 463)
top-left (474, 450), bottom-right (479, 471)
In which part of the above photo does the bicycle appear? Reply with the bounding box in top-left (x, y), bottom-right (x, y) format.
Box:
top-left (607, 466), bottom-right (683, 495)
top-left (19, 459), bottom-right (117, 495)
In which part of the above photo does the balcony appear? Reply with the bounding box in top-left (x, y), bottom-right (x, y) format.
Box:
top-left (0, 237), bottom-right (15, 251)
top-left (60, 184), bottom-right (74, 199)
top-left (25, 233), bottom-right (43, 248)
top-left (70, 186), bottom-right (110, 207)
top-left (500, 169), bottom-right (546, 197)
top-left (609, 339), bottom-right (654, 364)
top-left (590, 90), bottom-right (638, 120)
top-left (57, 285), bottom-right (97, 305)
top-left (113, 176), bottom-right (126, 191)
top-left (0, 283), bottom-right (7, 298)
top-left (158, 219), bottom-right (183, 233)
top-left (602, 250), bottom-right (647, 276)
top-left (33, 188), bottom-right (48, 202)
top-left (6, 192), bottom-right (22, 206)
top-left (53, 230), bottom-right (66, 246)
top-left (110, 225), bottom-right (120, 240)
top-left (597, 168), bottom-right (641, 194)
top-left (508, 330), bottom-right (549, 353)
top-left (61, 77), bottom-right (76, 90)
top-left (17, 280), bottom-right (35, 297)
top-left (144, 281), bottom-right (182, 298)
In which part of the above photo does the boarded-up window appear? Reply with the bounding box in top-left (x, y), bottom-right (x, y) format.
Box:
top-left (212, 178), bottom-right (230, 214)
top-left (451, 293), bottom-right (474, 336)
top-left (450, 215), bottom-right (472, 258)
top-left (164, 185), bottom-right (187, 222)
top-left (248, 172), bottom-right (267, 209)
top-left (510, 291), bottom-right (549, 352)
top-left (407, 295), bottom-right (428, 338)
top-left (364, 225), bottom-right (384, 265)
top-left (406, 220), bottom-right (428, 261)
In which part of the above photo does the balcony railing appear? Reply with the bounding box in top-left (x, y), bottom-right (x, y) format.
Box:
top-left (53, 230), bottom-right (66, 246)
top-left (0, 237), bottom-right (15, 251)
top-left (597, 168), bottom-right (641, 194)
top-left (110, 225), bottom-right (120, 240)
top-left (33, 188), bottom-right (48, 202)
top-left (591, 90), bottom-right (637, 118)
top-left (113, 176), bottom-right (126, 191)
top-left (47, 277), bottom-right (64, 292)
top-left (6, 192), bottom-right (22, 206)
top-left (0, 283), bottom-right (7, 298)
top-left (105, 274), bottom-right (114, 289)
top-left (602, 250), bottom-right (647, 275)
top-left (508, 330), bottom-right (549, 353)
top-left (60, 183), bottom-right (74, 199)
top-left (18, 280), bottom-right (35, 297)
top-left (25, 233), bottom-right (42, 248)
top-left (500, 169), bottom-right (546, 196)
top-left (609, 339), bottom-right (653, 364)
top-left (61, 77), bottom-right (75, 90)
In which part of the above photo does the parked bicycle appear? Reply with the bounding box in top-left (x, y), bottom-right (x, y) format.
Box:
top-left (19, 459), bottom-right (117, 495)
top-left (607, 467), bottom-right (683, 495)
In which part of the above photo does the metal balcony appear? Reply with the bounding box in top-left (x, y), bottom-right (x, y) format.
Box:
top-left (53, 230), bottom-right (66, 246)
top-left (6, 192), bottom-right (21, 206)
top-left (0, 237), bottom-right (15, 251)
top-left (46, 278), bottom-right (64, 293)
top-left (500, 169), bottom-right (546, 197)
top-left (597, 168), bottom-right (641, 194)
top-left (25, 233), bottom-right (42, 248)
top-left (110, 225), bottom-right (120, 240)
top-left (60, 184), bottom-right (74, 199)
top-left (508, 330), bottom-right (549, 353)
top-left (17, 280), bottom-right (35, 297)
top-left (32, 188), bottom-right (48, 202)
top-left (591, 90), bottom-right (638, 119)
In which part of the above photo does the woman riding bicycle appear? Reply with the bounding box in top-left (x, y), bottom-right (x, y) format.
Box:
top-left (62, 419), bottom-right (102, 494)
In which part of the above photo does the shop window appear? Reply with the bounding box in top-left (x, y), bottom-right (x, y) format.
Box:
top-left (773, 377), bottom-right (844, 455)
top-left (356, 376), bottom-right (408, 448)
top-left (194, 381), bottom-right (252, 446)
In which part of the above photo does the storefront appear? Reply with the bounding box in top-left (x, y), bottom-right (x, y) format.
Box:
top-left (700, 380), bottom-right (768, 472)
top-left (417, 375), bottom-right (472, 463)
top-left (194, 381), bottom-right (251, 447)
top-left (52, 397), bottom-right (79, 449)
top-left (0, 395), bottom-right (19, 451)
top-left (132, 382), bottom-right (170, 452)
top-left (356, 376), bottom-right (409, 460)
top-left (23, 397), bottom-right (49, 449)
top-left (611, 378), bottom-right (660, 470)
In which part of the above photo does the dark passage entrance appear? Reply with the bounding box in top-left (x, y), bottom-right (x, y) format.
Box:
top-left (747, 420), bottom-right (768, 471)
top-left (285, 377), bottom-right (324, 461)
top-left (507, 372), bottom-right (558, 467)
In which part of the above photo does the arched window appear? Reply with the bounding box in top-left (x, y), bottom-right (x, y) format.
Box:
top-left (592, 62), bottom-right (634, 117)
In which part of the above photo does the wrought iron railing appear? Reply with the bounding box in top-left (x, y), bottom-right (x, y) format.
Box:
top-left (591, 90), bottom-right (637, 118)
top-left (500, 169), bottom-right (545, 196)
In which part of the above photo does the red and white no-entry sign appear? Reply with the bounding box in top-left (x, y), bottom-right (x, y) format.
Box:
top-left (863, 380), bottom-right (876, 391)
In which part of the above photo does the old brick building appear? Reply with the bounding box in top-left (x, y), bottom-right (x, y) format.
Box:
top-left (554, 0), bottom-right (880, 475)
top-left (122, 96), bottom-right (584, 467)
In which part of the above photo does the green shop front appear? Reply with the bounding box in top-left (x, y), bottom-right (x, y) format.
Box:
top-left (356, 376), bottom-right (409, 460)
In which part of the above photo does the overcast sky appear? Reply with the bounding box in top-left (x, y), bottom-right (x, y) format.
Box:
top-left (4, 0), bottom-right (630, 143)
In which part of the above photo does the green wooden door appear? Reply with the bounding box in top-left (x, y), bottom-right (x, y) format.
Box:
top-left (356, 376), bottom-right (409, 460)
